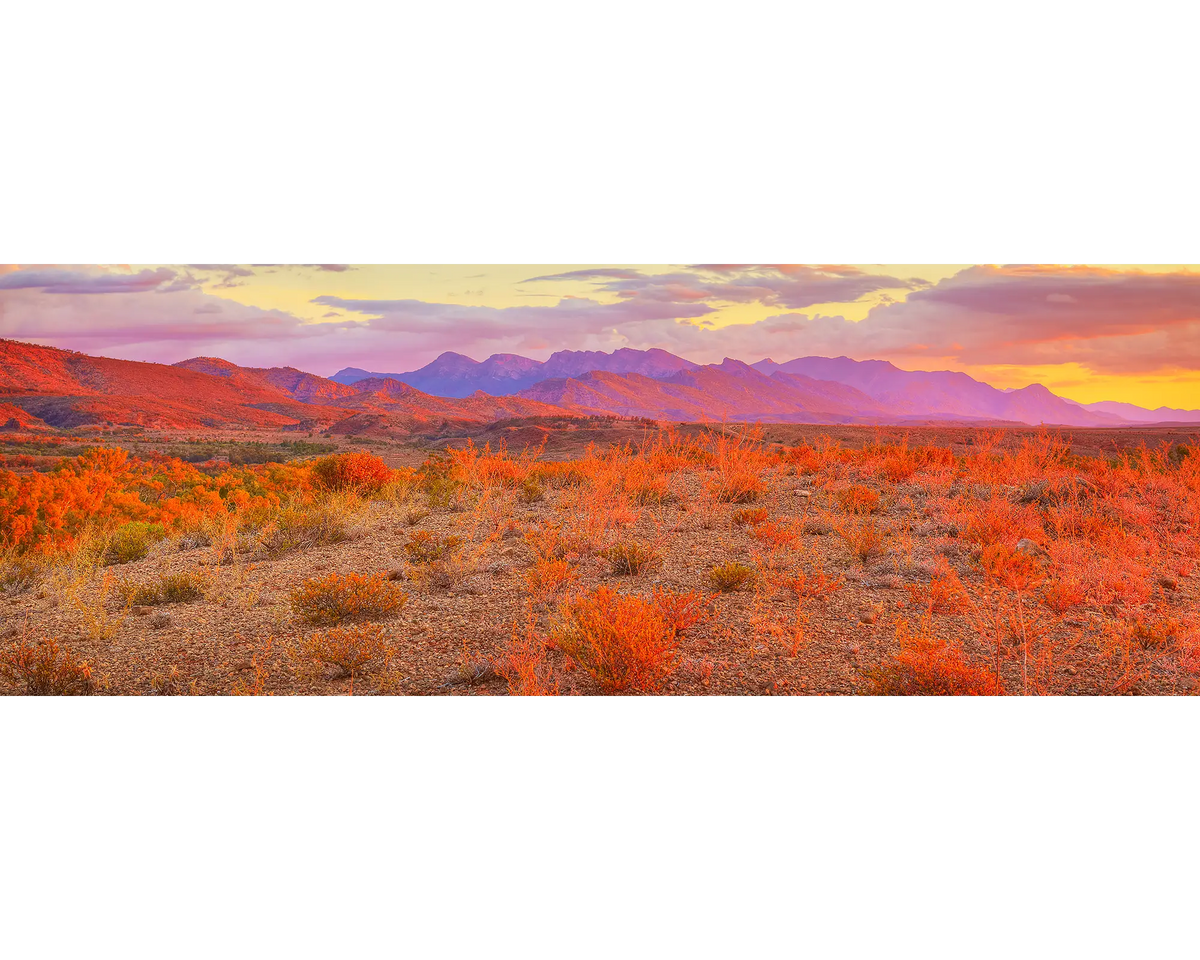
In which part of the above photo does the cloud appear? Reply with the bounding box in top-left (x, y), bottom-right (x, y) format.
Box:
top-left (311, 294), bottom-right (716, 345)
top-left (187, 265), bottom-right (254, 277)
top-left (522, 268), bottom-right (646, 283)
top-left (248, 264), bottom-right (353, 272)
top-left (0, 267), bottom-right (181, 294)
top-left (523, 264), bottom-right (917, 311)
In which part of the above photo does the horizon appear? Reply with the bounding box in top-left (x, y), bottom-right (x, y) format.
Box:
top-left (2, 263), bottom-right (1199, 409)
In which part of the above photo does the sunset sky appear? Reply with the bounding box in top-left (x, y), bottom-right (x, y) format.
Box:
top-left (2, 263), bottom-right (1198, 409)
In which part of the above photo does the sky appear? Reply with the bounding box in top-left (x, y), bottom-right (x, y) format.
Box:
top-left (1, 263), bottom-right (1199, 410)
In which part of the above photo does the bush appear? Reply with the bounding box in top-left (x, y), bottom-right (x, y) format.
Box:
top-left (552, 587), bottom-right (679, 693)
top-left (1043, 576), bottom-right (1085, 614)
top-left (837, 485), bottom-right (880, 514)
top-left (290, 572), bottom-right (408, 626)
top-left (709, 471), bottom-right (764, 504)
top-left (732, 508), bottom-right (769, 527)
top-left (404, 506), bottom-right (430, 526)
top-left (294, 623), bottom-right (398, 679)
top-left (403, 530), bottom-right (463, 565)
top-left (651, 587), bottom-right (711, 635)
top-left (517, 478), bottom-right (544, 503)
top-left (119, 571), bottom-right (205, 606)
top-left (601, 541), bottom-right (662, 576)
top-left (0, 639), bottom-right (96, 695)
top-left (311, 452), bottom-right (391, 495)
top-left (418, 457), bottom-right (465, 509)
top-left (866, 620), bottom-right (1002, 696)
top-left (0, 556), bottom-right (42, 597)
top-left (259, 503), bottom-right (352, 556)
top-left (103, 521), bottom-right (165, 566)
top-left (524, 557), bottom-right (577, 597)
top-left (839, 518), bottom-right (888, 564)
top-left (903, 569), bottom-right (966, 614)
top-left (708, 562), bottom-right (755, 593)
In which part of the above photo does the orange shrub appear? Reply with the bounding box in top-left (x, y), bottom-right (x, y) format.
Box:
top-left (784, 567), bottom-right (843, 599)
top-left (837, 485), bottom-right (881, 514)
top-left (1042, 576), bottom-right (1085, 614)
top-left (403, 530), bottom-right (463, 564)
top-left (524, 557), bottom-right (578, 598)
top-left (290, 572), bottom-right (408, 625)
top-left (956, 496), bottom-right (1042, 547)
top-left (0, 638), bottom-right (96, 695)
top-left (651, 586), bottom-right (712, 635)
top-left (867, 619), bottom-right (1002, 696)
top-left (552, 586), bottom-right (679, 693)
top-left (749, 519), bottom-right (799, 549)
top-left (980, 543), bottom-right (1045, 591)
top-left (838, 518), bottom-right (888, 564)
top-left (904, 567), bottom-right (967, 614)
top-left (497, 610), bottom-right (558, 696)
top-left (733, 507), bottom-right (769, 527)
top-left (311, 452), bottom-right (391, 494)
top-left (294, 623), bottom-right (398, 679)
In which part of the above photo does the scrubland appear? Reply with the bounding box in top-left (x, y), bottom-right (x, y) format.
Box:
top-left (1, 425), bottom-right (1197, 695)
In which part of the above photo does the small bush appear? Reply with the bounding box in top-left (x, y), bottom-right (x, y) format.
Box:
top-left (733, 508), bottom-right (769, 527)
top-left (837, 485), bottom-right (880, 514)
top-left (119, 572), bottom-right (205, 606)
top-left (0, 639), bottom-right (96, 695)
top-left (524, 557), bottom-right (578, 597)
top-left (419, 458), bottom-right (465, 509)
top-left (980, 542), bottom-right (1044, 591)
top-left (290, 572), bottom-right (408, 626)
top-left (552, 587), bottom-right (679, 693)
top-left (749, 519), bottom-right (799, 549)
top-left (311, 452), bottom-right (391, 494)
top-left (0, 557), bottom-right (42, 597)
top-left (294, 623), bottom-right (398, 679)
top-left (517, 478), bottom-right (545, 503)
top-left (904, 569), bottom-right (966, 614)
top-left (785, 568), bottom-right (843, 599)
top-left (403, 530), bottom-right (463, 565)
top-left (1043, 576), bottom-right (1085, 614)
top-left (259, 504), bottom-right (352, 557)
top-left (148, 666), bottom-right (199, 696)
top-left (708, 562), bottom-right (755, 593)
top-left (839, 518), bottom-right (888, 564)
top-left (709, 471), bottom-right (764, 504)
top-left (651, 587), bottom-right (712, 635)
top-left (602, 541), bottom-right (662, 576)
top-left (866, 620), bottom-right (1002, 696)
top-left (103, 521), bottom-right (165, 566)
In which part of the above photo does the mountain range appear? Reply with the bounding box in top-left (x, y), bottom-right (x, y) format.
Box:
top-left (329, 347), bottom-right (699, 397)
top-left (1, 338), bottom-right (1196, 435)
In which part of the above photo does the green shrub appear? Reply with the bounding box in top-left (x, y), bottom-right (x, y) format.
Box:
top-left (103, 522), bottom-right (165, 566)
top-left (601, 541), bottom-right (663, 576)
top-left (708, 562), bottom-right (755, 593)
top-left (403, 530), bottom-right (463, 565)
top-left (119, 572), bottom-right (205, 606)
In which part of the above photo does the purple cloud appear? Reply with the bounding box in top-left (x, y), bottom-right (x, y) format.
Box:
top-left (0, 267), bottom-right (180, 294)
